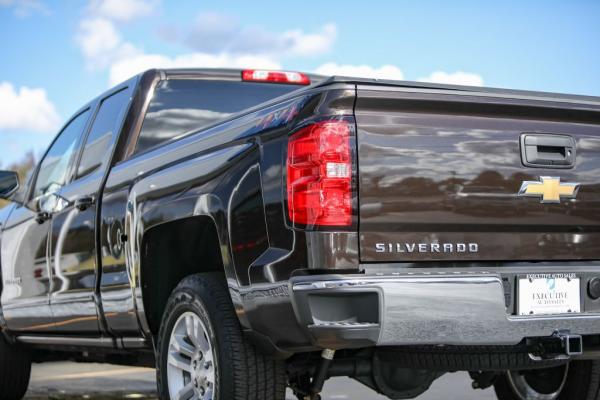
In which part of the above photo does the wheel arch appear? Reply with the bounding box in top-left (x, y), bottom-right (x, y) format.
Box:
top-left (139, 214), bottom-right (231, 336)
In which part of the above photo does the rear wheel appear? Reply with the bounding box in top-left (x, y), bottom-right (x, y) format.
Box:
top-left (494, 360), bottom-right (600, 400)
top-left (0, 333), bottom-right (31, 400)
top-left (156, 272), bottom-right (286, 400)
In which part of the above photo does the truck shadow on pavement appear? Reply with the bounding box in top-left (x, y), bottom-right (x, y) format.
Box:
top-left (25, 362), bottom-right (495, 400)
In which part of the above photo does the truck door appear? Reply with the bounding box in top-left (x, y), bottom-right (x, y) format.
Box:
top-left (49, 86), bottom-right (132, 333)
top-left (1, 108), bottom-right (91, 332)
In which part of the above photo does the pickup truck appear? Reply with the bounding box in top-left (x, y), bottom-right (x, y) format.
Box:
top-left (0, 68), bottom-right (599, 400)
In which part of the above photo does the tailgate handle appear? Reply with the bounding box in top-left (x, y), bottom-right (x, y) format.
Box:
top-left (520, 133), bottom-right (576, 168)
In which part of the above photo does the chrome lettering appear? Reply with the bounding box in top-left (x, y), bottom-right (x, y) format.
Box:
top-left (375, 242), bottom-right (479, 254)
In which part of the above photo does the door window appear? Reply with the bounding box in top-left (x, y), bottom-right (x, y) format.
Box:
top-left (77, 88), bottom-right (130, 179)
top-left (33, 109), bottom-right (91, 198)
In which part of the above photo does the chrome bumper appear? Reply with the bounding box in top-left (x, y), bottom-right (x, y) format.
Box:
top-left (290, 274), bottom-right (600, 349)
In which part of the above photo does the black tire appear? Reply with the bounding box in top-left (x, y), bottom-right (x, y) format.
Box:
top-left (494, 360), bottom-right (600, 400)
top-left (0, 333), bottom-right (31, 400)
top-left (156, 272), bottom-right (286, 400)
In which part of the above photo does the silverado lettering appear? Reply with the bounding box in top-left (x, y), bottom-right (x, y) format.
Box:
top-left (375, 242), bottom-right (479, 253)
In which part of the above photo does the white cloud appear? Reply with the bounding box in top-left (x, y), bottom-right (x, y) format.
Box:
top-left (74, 5), bottom-right (336, 86)
top-left (314, 63), bottom-right (404, 80)
top-left (418, 71), bottom-right (484, 86)
top-left (281, 24), bottom-right (337, 56)
top-left (0, 0), bottom-right (49, 17)
top-left (76, 0), bottom-right (157, 69)
top-left (183, 12), bottom-right (336, 57)
top-left (87, 0), bottom-right (157, 22)
top-left (0, 82), bottom-right (60, 133)
top-left (313, 64), bottom-right (484, 86)
top-left (73, 2), bottom-right (486, 94)
top-left (76, 17), bottom-right (139, 69)
top-left (109, 53), bottom-right (280, 86)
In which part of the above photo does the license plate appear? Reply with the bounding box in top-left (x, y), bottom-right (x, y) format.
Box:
top-left (518, 273), bottom-right (581, 316)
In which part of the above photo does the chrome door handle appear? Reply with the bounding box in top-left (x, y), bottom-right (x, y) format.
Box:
top-left (35, 211), bottom-right (51, 224)
top-left (74, 196), bottom-right (95, 211)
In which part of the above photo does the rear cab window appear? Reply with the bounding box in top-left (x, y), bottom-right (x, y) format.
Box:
top-left (134, 80), bottom-right (299, 155)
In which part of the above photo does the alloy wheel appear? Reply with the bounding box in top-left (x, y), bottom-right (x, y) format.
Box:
top-left (506, 364), bottom-right (569, 400)
top-left (167, 311), bottom-right (216, 400)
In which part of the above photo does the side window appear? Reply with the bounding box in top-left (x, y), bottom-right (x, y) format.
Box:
top-left (33, 109), bottom-right (91, 198)
top-left (134, 80), bottom-right (297, 154)
top-left (77, 88), bottom-right (130, 179)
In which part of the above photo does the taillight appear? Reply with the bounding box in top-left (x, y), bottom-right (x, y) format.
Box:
top-left (242, 69), bottom-right (311, 85)
top-left (286, 119), bottom-right (353, 227)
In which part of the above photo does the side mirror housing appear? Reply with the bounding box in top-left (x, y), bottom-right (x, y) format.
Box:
top-left (0, 170), bottom-right (20, 199)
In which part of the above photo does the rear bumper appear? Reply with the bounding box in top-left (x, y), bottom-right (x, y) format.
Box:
top-left (290, 274), bottom-right (600, 349)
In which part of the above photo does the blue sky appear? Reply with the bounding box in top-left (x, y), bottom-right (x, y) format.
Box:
top-left (1, 0), bottom-right (599, 166)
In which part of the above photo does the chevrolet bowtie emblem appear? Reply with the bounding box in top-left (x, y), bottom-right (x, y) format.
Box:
top-left (518, 176), bottom-right (580, 204)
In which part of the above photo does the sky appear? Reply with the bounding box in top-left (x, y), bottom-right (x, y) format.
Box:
top-left (0, 0), bottom-right (599, 166)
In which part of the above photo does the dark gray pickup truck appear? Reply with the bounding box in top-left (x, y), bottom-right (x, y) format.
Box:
top-left (1, 68), bottom-right (599, 400)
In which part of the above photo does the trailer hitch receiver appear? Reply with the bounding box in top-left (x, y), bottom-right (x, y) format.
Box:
top-left (527, 330), bottom-right (583, 360)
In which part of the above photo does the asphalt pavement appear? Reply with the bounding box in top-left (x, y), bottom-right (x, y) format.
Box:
top-left (25, 361), bottom-right (498, 399)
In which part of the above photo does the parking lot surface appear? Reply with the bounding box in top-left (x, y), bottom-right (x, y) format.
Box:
top-left (25, 361), bottom-right (497, 399)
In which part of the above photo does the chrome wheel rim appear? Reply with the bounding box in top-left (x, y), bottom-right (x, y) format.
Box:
top-left (167, 311), bottom-right (216, 400)
top-left (507, 364), bottom-right (569, 400)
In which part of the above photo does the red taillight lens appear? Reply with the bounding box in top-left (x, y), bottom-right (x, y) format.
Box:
top-left (242, 69), bottom-right (311, 85)
top-left (286, 120), bottom-right (353, 227)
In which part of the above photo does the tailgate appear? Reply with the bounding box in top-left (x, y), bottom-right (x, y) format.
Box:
top-left (356, 86), bottom-right (600, 262)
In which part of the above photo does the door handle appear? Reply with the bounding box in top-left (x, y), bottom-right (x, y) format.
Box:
top-left (35, 211), bottom-right (51, 224)
top-left (520, 133), bottom-right (576, 168)
top-left (74, 196), bottom-right (95, 211)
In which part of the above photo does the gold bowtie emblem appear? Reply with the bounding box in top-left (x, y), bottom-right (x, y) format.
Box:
top-left (518, 176), bottom-right (580, 204)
